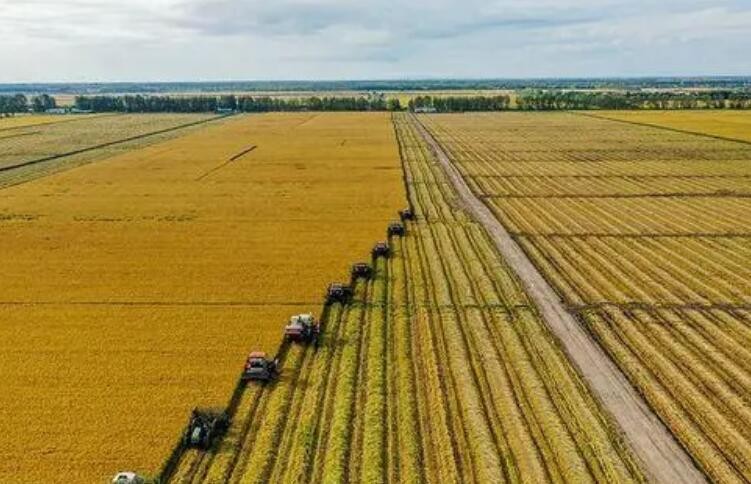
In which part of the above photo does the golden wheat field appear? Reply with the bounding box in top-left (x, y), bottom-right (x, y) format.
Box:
top-left (0, 113), bottom-right (403, 482)
top-left (593, 110), bottom-right (751, 143)
top-left (421, 111), bottom-right (751, 482)
top-left (166, 113), bottom-right (644, 484)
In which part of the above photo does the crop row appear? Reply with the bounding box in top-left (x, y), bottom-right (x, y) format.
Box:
top-left (488, 196), bottom-right (751, 236)
top-left (584, 307), bottom-right (751, 483)
top-left (518, 235), bottom-right (751, 307)
top-left (470, 174), bottom-right (751, 198)
top-left (420, 111), bottom-right (751, 482)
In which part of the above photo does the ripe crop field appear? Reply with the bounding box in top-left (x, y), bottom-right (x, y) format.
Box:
top-left (167, 113), bottom-right (644, 484)
top-left (421, 112), bottom-right (751, 482)
top-left (0, 113), bottom-right (102, 131)
top-left (0, 113), bottom-right (223, 188)
top-left (592, 110), bottom-right (751, 143)
top-left (0, 113), bottom-right (402, 482)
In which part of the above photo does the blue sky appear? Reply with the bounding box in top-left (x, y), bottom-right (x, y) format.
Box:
top-left (1, 0), bottom-right (750, 82)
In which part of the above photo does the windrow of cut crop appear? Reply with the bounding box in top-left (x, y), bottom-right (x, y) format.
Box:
top-left (387, 234), bottom-right (424, 484)
top-left (352, 255), bottom-right (388, 483)
top-left (416, 112), bottom-right (751, 482)
top-left (316, 279), bottom-right (370, 483)
top-left (397, 112), bottom-right (646, 483)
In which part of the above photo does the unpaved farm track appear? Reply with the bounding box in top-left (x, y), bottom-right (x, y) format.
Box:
top-left (411, 113), bottom-right (706, 483)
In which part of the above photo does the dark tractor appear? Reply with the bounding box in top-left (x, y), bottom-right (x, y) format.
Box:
top-left (242, 351), bottom-right (279, 382)
top-left (388, 222), bottom-right (406, 237)
top-left (326, 282), bottom-right (354, 304)
top-left (372, 241), bottom-right (391, 258)
top-left (284, 313), bottom-right (319, 344)
top-left (398, 208), bottom-right (415, 221)
top-left (351, 262), bottom-right (373, 280)
top-left (182, 408), bottom-right (230, 449)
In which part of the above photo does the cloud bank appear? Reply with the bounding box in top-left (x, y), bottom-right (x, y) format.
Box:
top-left (1, 0), bottom-right (749, 81)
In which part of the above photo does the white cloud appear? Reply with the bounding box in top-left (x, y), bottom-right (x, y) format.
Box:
top-left (0, 0), bottom-right (748, 81)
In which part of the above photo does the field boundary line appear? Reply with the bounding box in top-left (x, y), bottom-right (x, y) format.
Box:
top-left (574, 111), bottom-right (751, 147)
top-left (410, 113), bottom-right (707, 483)
top-left (0, 114), bottom-right (231, 175)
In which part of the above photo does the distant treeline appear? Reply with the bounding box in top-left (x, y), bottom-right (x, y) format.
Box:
top-left (409, 91), bottom-right (751, 112)
top-left (4, 90), bottom-right (751, 114)
top-left (516, 90), bottom-right (751, 110)
top-left (0, 94), bottom-right (56, 114)
top-left (409, 95), bottom-right (511, 112)
top-left (73, 94), bottom-right (403, 112)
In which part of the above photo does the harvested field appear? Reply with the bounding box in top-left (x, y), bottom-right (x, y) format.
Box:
top-left (166, 113), bottom-right (645, 484)
top-left (0, 113), bottom-right (100, 131)
top-left (0, 113), bottom-right (403, 483)
top-left (421, 111), bottom-right (751, 482)
top-left (591, 111), bottom-right (751, 143)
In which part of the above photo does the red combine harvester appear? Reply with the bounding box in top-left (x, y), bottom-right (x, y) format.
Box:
top-left (284, 313), bottom-right (319, 344)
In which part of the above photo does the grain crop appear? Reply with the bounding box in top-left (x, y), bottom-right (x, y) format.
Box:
top-left (165, 113), bottom-right (644, 484)
top-left (0, 112), bottom-right (403, 483)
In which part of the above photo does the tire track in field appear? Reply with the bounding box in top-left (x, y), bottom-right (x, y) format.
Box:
top-left (277, 305), bottom-right (347, 484)
top-left (411, 113), bottom-right (707, 484)
top-left (309, 285), bottom-right (363, 483)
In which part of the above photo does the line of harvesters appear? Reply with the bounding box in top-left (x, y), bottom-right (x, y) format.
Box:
top-left (113, 209), bottom-right (414, 483)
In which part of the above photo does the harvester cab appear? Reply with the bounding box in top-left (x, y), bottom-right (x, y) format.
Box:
top-left (399, 208), bottom-right (415, 221)
top-left (111, 472), bottom-right (145, 484)
top-left (351, 262), bottom-right (373, 280)
top-left (242, 351), bottom-right (279, 382)
top-left (285, 313), bottom-right (319, 344)
top-left (182, 408), bottom-right (230, 449)
top-left (387, 222), bottom-right (406, 237)
top-left (326, 282), bottom-right (353, 304)
top-left (372, 241), bottom-right (391, 258)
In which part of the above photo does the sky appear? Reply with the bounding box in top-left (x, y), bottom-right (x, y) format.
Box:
top-left (1, 0), bottom-right (750, 82)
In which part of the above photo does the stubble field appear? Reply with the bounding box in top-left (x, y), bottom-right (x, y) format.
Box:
top-left (421, 111), bottom-right (751, 482)
top-left (593, 110), bottom-right (751, 143)
top-left (0, 112), bottom-right (403, 482)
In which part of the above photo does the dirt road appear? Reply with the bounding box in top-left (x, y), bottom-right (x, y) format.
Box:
top-left (411, 114), bottom-right (706, 484)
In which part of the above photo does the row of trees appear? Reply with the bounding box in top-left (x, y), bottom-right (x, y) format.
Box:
top-left (6, 91), bottom-right (751, 114)
top-left (409, 95), bottom-right (512, 112)
top-left (73, 94), bottom-right (403, 113)
top-left (0, 94), bottom-right (58, 114)
top-left (516, 90), bottom-right (751, 110)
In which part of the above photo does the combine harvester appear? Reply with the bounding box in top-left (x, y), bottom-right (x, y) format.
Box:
top-left (283, 313), bottom-right (320, 344)
top-left (182, 408), bottom-right (230, 449)
top-left (241, 352), bottom-right (280, 383)
top-left (117, 219), bottom-right (396, 483)
top-left (371, 241), bottom-right (390, 258)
